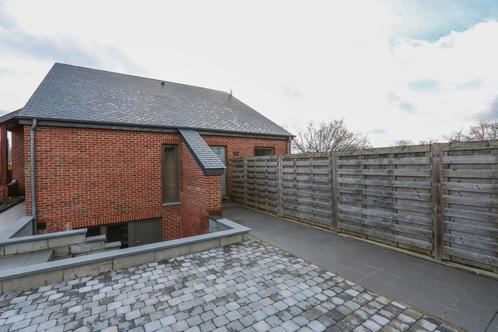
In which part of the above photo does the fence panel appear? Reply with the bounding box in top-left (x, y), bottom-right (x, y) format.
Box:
top-left (231, 158), bottom-right (246, 204)
top-left (440, 141), bottom-right (498, 273)
top-left (280, 153), bottom-right (333, 228)
top-left (245, 156), bottom-right (279, 214)
top-left (336, 145), bottom-right (434, 255)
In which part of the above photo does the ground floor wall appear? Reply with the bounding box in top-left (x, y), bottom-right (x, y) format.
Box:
top-left (20, 125), bottom-right (288, 241)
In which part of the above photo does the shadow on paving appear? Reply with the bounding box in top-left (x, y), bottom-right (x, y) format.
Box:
top-left (223, 202), bottom-right (498, 332)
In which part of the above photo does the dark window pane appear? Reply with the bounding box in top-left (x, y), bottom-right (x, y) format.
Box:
top-left (254, 147), bottom-right (275, 156)
top-left (163, 145), bottom-right (179, 203)
top-left (86, 226), bottom-right (101, 237)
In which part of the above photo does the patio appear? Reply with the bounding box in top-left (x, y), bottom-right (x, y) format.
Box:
top-left (0, 239), bottom-right (459, 332)
top-left (223, 202), bottom-right (498, 332)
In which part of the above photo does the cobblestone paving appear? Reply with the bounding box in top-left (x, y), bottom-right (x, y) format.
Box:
top-left (0, 240), bottom-right (461, 332)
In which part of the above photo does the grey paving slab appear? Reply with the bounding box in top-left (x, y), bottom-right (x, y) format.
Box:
top-left (0, 239), bottom-right (460, 331)
top-left (223, 202), bottom-right (498, 332)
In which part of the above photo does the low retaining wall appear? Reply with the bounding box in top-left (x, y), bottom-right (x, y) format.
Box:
top-left (0, 218), bottom-right (250, 293)
top-left (0, 228), bottom-right (87, 257)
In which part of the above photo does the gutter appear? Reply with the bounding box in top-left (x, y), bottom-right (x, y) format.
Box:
top-left (29, 118), bottom-right (38, 233)
top-left (17, 117), bottom-right (295, 139)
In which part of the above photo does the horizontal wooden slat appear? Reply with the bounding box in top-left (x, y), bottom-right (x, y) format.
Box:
top-left (443, 246), bottom-right (498, 267)
top-left (282, 197), bottom-right (332, 210)
top-left (282, 182), bottom-right (331, 191)
top-left (281, 174), bottom-right (331, 182)
top-left (337, 144), bottom-right (430, 156)
top-left (337, 157), bottom-right (430, 166)
top-left (339, 213), bottom-right (432, 236)
top-left (280, 189), bottom-right (331, 200)
top-left (282, 168), bottom-right (330, 175)
top-left (338, 177), bottom-right (431, 189)
top-left (338, 205), bottom-right (431, 226)
top-left (337, 168), bottom-right (430, 177)
top-left (442, 168), bottom-right (498, 179)
top-left (340, 197), bottom-right (431, 213)
top-left (443, 182), bottom-right (498, 193)
top-left (443, 233), bottom-right (498, 251)
top-left (444, 208), bottom-right (498, 224)
top-left (338, 187), bottom-right (431, 202)
top-left (443, 220), bottom-right (498, 235)
top-left (282, 159), bottom-right (330, 167)
top-left (339, 222), bottom-right (432, 249)
top-left (443, 195), bottom-right (498, 208)
top-left (441, 155), bottom-right (498, 164)
top-left (440, 140), bottom-right (498, 151)
top-left (283, 205), bottom-right (332, 218)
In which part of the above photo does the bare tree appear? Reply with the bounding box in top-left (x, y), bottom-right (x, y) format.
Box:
top-left (393, 139), bottom-right (413, 147)
top-left (293, 120), bottom-right (370, 153)
top-left (447, 120), bottom-right (498, 142)
top-left (418, 138), bottom-right (440, 145)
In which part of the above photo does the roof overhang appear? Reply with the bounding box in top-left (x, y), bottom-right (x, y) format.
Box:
top-left (179, 129), bottom-right (226, 176)
top-left (17, 117), bottom-right (295, 139)
top-left (0, 109), bottom-right (21, 127)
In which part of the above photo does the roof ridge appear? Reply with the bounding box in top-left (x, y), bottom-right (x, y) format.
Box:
top-left (53, 62), bottom-right (230, 96)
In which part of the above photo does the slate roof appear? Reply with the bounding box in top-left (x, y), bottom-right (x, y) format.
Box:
top-left (179, 129), bottom-right (225, 176)
top-left (18, 63), bottom-right (292, 137)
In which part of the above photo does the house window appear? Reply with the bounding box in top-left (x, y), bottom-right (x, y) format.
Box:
top-left (163, 145), bottom-right (180, 204)
top-left (254, 147), bottom-right (275, 156)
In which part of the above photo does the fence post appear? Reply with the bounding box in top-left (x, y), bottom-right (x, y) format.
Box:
top-left (431, 143), bottom-right (443, 260)
top-left (277, 156), bottom-right (283, 217)
top-left (330, 151), bottom-right (339, 231)
top-left (243, 157), bottom-right (248, 207)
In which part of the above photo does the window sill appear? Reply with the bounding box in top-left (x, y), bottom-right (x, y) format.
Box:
top-left (162, 201), bottom-right (181, 207)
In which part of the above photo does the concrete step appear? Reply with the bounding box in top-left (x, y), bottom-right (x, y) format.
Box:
top-left (104, 241), bottom-right (121, 250)
top-left (69, 236), bottom-right (106, 255)
top-left (0, 248), bottom-right (53, 270)
top-left (85, 235), bottom-right (106, 243)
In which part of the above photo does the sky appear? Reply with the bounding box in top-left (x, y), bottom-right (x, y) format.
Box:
top-left (1, 0), bottom-right (498, 147)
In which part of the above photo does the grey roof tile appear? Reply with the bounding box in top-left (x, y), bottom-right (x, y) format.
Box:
top-left (179, 129), bottom-right (225, 176)
top-left (18, 63), bottom-right (292, 137)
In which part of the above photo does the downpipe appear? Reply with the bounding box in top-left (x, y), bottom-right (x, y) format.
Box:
top-left (30, 118), bottom-right (37, 233)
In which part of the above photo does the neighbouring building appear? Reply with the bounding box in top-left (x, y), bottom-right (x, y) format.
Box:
top-left (0, 63), bottom-right (292, 246)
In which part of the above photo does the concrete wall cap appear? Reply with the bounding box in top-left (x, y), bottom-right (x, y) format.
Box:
top-left (0, 218), bottom-right (249, 281)
top-left (0, 228), bottom-right (87, 246)
top-left (0, 216), bottom-right (35, 241)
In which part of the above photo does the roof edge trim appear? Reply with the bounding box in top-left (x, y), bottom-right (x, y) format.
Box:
top-left (17, 117), bottom-right (294, 138)
top-left (179, 129), bottom-right (226, 177)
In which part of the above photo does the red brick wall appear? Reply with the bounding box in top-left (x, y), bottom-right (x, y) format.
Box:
top-left (11, 127), bottom-right (24, 194)
top-left (203, 135), bottom-right (289, 196)
top-left (162, 204), bottom-right (181, 240)
top-left (22, 125), bottom-right (288, 238)
top-left (24, 126), bottom-right (181, 233)
top-left (179, 143), bottom-right (222, 238)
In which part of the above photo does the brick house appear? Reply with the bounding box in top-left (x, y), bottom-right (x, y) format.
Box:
top-left (0, 63), bottom-right (292, 246)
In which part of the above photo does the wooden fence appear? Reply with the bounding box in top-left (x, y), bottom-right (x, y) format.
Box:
top-left (231, 141), bottom-right (498, 274)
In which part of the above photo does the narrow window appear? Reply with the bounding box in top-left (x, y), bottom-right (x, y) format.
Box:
top-left (163, 145), bottom-right (180, 203)
top-left (254, 147), bottom-right (275, 156)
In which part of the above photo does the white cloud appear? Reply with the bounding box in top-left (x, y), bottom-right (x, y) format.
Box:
top-left (1, 1), bottom-right (498, 146)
